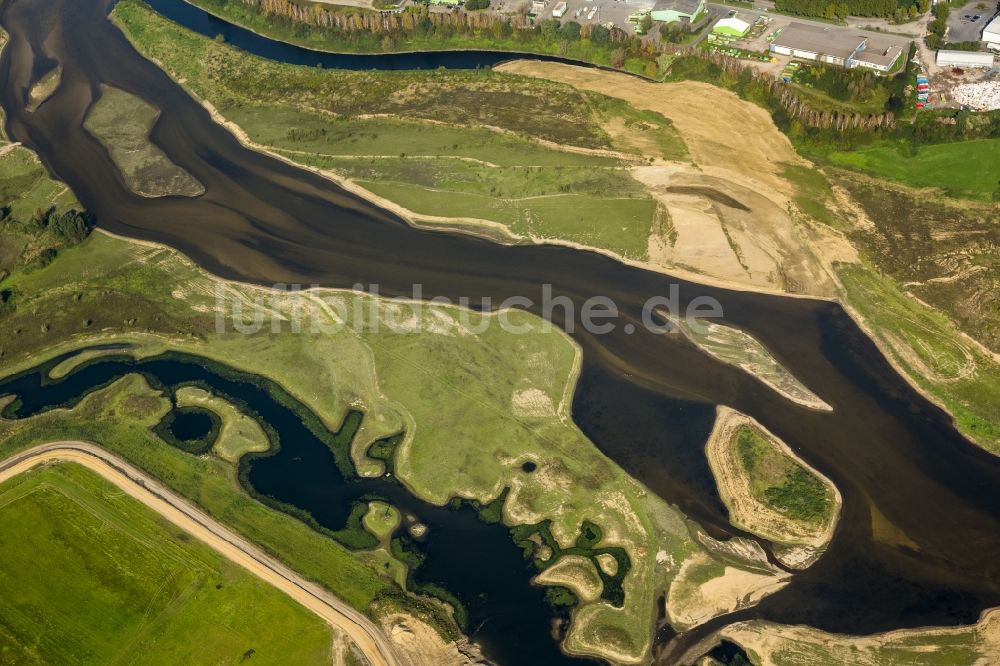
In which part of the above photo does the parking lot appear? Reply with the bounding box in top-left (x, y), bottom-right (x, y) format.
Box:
top-left (528, 0), bottom-right (654, 34)
top-left (946, 0), bottom-right (995, 43)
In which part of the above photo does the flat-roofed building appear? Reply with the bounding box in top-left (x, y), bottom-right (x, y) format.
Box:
top-left (852, 36), bottom-right (904, 72)
top-left (936, 49), bottom-right (996, 68)
top-left (770, 23), bottom-right (902, 72)
top-left (983, 17), bottom-right (1000, 51)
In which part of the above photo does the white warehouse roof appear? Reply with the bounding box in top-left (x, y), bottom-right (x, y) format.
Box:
top-left (936, 50), bottom-right (996, 67)
top-left (984, 17), bottom-right (1000, 48)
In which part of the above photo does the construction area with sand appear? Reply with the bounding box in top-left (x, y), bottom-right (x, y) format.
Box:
top-left (497, 60), bottom-right (857, 298)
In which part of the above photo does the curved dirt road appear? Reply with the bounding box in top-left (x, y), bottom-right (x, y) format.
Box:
top-left (0, 441), bottom-right (401, 666)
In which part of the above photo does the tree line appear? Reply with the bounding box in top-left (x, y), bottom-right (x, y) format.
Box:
top-left (773, 0), bottom-right (927, 21)
top-left (248, 0), bottom-right (635, 44)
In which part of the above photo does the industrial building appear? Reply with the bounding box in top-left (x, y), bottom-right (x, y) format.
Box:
top-left (936, 50), bottom-right (996, 68)
top-left (650, 0), bottom-right (705, 24)
top-left (713, 16), bottom-right (750, 37)
top-left (769, 23), bottom-right (903, 72)
top-left (984, 16), bottom-right (1000, 51)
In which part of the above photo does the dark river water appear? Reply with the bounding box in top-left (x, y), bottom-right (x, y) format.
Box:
top-left (2, 0), bottom-right (1000, 663)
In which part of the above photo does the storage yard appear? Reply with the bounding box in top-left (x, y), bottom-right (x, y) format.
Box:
top-left (950, 81), bottom-right (1000, 110)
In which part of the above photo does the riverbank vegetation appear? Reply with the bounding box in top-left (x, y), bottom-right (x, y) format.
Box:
top-left (0, 146), bottom-right (90, 281)
top-left (836, 262), bottom-right (1000, 451)
top-left (0, 461), bottom-right (341, 665)
top-left (785, 164), bottom-right (1000, 452)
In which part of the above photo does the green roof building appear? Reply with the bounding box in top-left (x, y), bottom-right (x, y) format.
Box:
top-left (650, 0), bottom-right (705, 23)
top-left (713, 16), bottom-right (750, 37)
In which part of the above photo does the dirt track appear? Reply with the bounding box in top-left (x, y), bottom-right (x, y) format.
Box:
top-left (0, 442), bottom-right (401, 666)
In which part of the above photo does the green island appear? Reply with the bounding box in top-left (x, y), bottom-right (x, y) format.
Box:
top-left (705, 408), bottom-right (839, 570)
top-left (0, 461), bottom-right (346, 665)
top-left (736, 426), bottom-right (833, 526)
top-left (174, 385), bottom-right (270, 462)
top-left (83, 85), bottom-right (204, 197)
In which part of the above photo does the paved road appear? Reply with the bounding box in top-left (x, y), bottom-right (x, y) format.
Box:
top-left (0, 442), bottom-right (402, 666)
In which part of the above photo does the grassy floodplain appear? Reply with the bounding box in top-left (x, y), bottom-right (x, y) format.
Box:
top-left (836, 262), bottom-right (1000, 452)
top-left (0, 220), bottom-right (739, 662)
top-left (827, 138), bottom-right (1000, 201)
top-left (113, 0), bottom-right (688, 260)
top-left (0, 461), bottom-right (338, 665)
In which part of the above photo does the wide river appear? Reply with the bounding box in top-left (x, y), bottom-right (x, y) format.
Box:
top-left (2, 0), bottom-right (999, 662)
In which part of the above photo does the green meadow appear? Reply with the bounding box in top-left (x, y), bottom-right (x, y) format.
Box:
top-left (828, 139), bottom-right (1000, 201)
top-left (0, 462), bottom-right (334, 665)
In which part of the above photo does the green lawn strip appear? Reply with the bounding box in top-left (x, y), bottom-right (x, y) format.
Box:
top-left (837, 263), bottom-right (1000, 453)
top-left (0, 461), bottom-right (334, 666)
top-left (827, 138), bottom-right (1000, 201)
top-left (735, 426), bottom-right (833, 526)
top-left (224, 107), bottom-right (622, 168)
